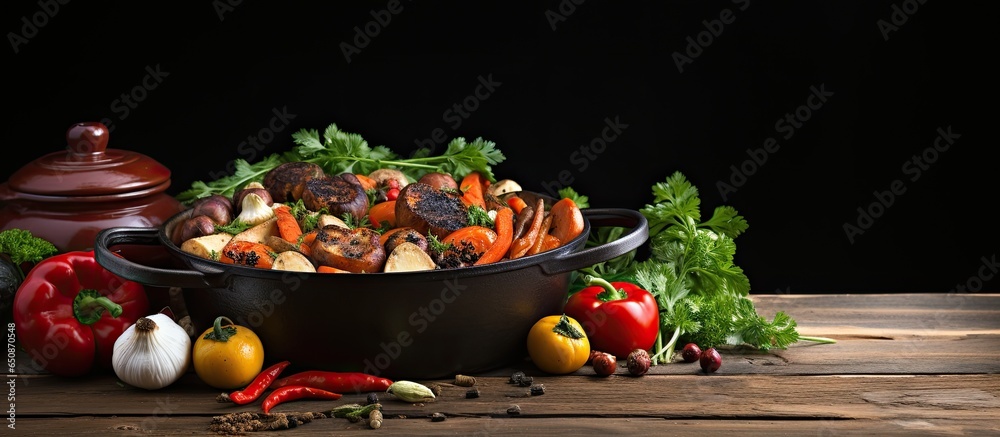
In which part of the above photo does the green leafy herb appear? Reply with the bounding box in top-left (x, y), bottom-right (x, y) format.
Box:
top-left (427, 234), bottom-right (451, 255)
top-left (0, 229), bottom-right (58, 268)
top-left (176, 123), bottom-right (506, 205)
top-left (215, 219), bottom-right (252, 235)
top-left (341, 213), bottom-right (371, 230)
top-left (176, 154), bottom-right (285, 204)
top-left (467, 205), bottom-right (494, 228)
top-left (572, 171), bottom-right (834, 365)
top-left (558, 187), bottom-right (590, 209)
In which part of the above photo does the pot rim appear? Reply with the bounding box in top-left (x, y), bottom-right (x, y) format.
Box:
top-left (94, 192), bottom-right (649, 287)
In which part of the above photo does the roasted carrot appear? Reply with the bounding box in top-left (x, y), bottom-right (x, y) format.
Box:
top-left (526, 215), bottom-right (553, 256)
top-left (506, 196), bottom-right (528, 215)
top-left (541, 234), bottom-right (562, 252)
top-left (548, 197), bottom-right (585, 243)
top-left (273, 204), bottom-right (303, 243)
top-left (509, 198), bottom-right (546, 259)
top-left (294, 229), bottom-right (317, 257)
top-left (317, 265), bottom-right (350, 273)
top-left (355, 173), bottom-right (378, 192)
top-left (459, 172), bottom-right (487, 210)
top-left (443, 226), bottom-right (497, 256)
top-left (368, 200), bottom-right (397, 229)
top-left (220, 240), bottom-right (276, 269)
top-left (474, 207), bottom-right (514, 265)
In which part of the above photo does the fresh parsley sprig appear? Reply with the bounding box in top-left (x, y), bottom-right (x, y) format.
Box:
top-left (176, 123), bottom-right (507, 205)
top-left (572, 171), bottom-right (834, 366)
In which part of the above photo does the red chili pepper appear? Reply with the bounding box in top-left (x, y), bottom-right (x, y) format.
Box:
top-left (563, 275), bottom-right (660, 359)
top-left (261, 385), bottom-right (342, 414)
top-left (271, 370), bottom-right (393, 393)
top-left (13, 250), bottom-right (149, 377)
top-left (226, 360), bottom-right (291, 405)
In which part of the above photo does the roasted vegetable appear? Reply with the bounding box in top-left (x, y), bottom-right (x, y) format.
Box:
top-left (301, 173), bottom-right (369, 224)
top-left (310, 225), bottom-right (385, 273)
top-left (263, 161), bottom-right (326, 203)
top-left (384, 242), bottom-right (437, 273)
top-left (395, 182), bottom-right (469, 239)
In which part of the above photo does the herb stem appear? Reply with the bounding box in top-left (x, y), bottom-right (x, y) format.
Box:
top-left (305, 156), bottom-right (439, 170)
top-left (650, 325), bottom-right (680, 366)
top-left (797, 335), bottom-right (837, 344)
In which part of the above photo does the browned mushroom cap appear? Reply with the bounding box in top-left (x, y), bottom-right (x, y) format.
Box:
top-left (263, 161), bottom-right (326, 203)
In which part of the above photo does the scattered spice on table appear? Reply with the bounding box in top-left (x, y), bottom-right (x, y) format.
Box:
top-left (454, 374), bottom-right (477, 386)
top-left (208, 411), bottom-right (327, 434)
top-left (368, 409), bottom-right (384, 429)
top-left (508, 371), bottom-right (525, 385)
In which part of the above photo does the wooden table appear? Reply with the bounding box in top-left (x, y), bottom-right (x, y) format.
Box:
top-left (8, 293), bottom-right (1000, 435)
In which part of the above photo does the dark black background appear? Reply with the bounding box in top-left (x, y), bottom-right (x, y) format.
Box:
top-left (2, 1), bottom-right (992, 293)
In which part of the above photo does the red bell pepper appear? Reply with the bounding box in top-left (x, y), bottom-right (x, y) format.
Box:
top-left (563, 275), bottom-right (660, 359)
top-left (13, 250), bottom-right (149, 377)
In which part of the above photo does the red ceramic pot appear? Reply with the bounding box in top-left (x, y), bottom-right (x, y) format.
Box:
top-left (0, 122), bottom-right (185, 253)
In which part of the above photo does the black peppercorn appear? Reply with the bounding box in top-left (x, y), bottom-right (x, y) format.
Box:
top-left (529, 384), bottom-right (545, 396)
top-left (508, 371), bottom-right (525, 384)
top-left (430, 412), bottom-right (446, 422)
top-left (366, 392), bottom-right (379, 405)
top-left (466, 388), bottom-right (480, 399)
top-left (518, 376), bottom-right (534, 387)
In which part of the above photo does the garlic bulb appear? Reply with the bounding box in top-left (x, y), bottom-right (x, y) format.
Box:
top-left (235, 192), bottom-right (275, 226)
top-left (112, 313), bottom-right (192, 390)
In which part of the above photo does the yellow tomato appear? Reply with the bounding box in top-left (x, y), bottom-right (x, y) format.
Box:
top-left (526, 314), bottom-right (590, 374)
top-left (192, 316), bottom-right (265, 390)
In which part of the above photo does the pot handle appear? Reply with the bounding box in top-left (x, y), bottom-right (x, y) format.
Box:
top-left (538, 208), bottom-right (649, 275)
top-left (93, 227), bottom-right (226, 288)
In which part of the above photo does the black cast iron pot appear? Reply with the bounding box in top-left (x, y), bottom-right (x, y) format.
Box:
top-left (94, 202), bottom-right (647, 380)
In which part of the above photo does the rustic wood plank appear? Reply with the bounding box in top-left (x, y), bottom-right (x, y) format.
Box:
top-left (13, 336), bottom-right (1000, 377)
top-left (11, 416), bottom-right (1000, 436)
top-left (7, 294), bottom-right (1000, 435)
top-left (14, 373), bottom-right (1000, 421)
top-left (751, 293), bottom-right (1000, 332)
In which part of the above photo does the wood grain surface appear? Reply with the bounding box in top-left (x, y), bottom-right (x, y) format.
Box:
top-left (9, 294), bottom-right (999, 436)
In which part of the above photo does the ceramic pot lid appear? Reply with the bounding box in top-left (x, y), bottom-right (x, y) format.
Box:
top-left (6, 122), bottom-right (172, 197)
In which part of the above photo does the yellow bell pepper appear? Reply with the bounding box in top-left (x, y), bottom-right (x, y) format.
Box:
top-left (526, 314), bottom-right (590, 374)
top-left (192, 316), bottom-right (265, 390)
